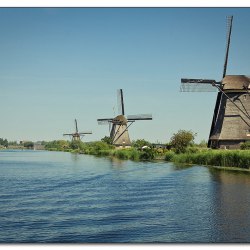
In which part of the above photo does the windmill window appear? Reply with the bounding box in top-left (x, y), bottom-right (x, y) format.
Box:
top-left (246, 130), bottom-right (250, 136)
top-left (243, 94), bottom-right (247, 100)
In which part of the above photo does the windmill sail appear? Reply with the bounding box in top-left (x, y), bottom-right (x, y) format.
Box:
top-left (180, 79), bottom-right (218, 92)
top-left (127, 114), bottom-right (153, 120)
top-left (75, 119), bottom-right (78, 133)
top-left (97, 118), bottom-right (114, 125)
top-left (208, 15), bottom-right (233, 147)
top-left (223, 15), bottom-right (233, 78)
top-left (78, 131), bottom-right (92, 135)
top-left (117, 89), bottom-right (125, 115)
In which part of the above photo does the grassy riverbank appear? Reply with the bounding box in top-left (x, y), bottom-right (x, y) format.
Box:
top-left (165, 149), bottom-right (250, 169)
top-left (44, 140), bottom-right (250, 169)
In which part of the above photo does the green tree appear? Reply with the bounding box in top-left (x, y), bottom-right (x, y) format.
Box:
top-left (139, 147), bottom-right (156, 160)
top-left (24, 141), bottom-right (34, 149)
top-left (0, 138), bottom-right (8, 147)
top-left (132, 139), bottom-right (152, 149)
top-left (69, 140), bottom-right (85, 150)
top-left (44, 140), bottom-right (70, 151)
top-left (101, 136), bottom-right (112, 145)
top-left (8, 141), bottom-right (17, 146)
top-left (170, 130), bottom-right (196, 154)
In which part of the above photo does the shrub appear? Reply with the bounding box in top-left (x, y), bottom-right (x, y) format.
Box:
top-left (165, 151), bottom-right (175, 161)
top-left (170, 130), bottom-right (197, 154)
top-left (139, 148), bottom-right (155, 160)
top-left (132, 139), bottom-right (152, 149)
top-left (240, 141), bottom-right (250, 150)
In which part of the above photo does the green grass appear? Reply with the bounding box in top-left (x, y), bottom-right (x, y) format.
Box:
top-left (165, 149), bottom-right (250, 169)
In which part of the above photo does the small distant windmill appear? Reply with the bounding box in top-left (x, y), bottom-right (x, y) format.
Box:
top-left (63, 119), bottom-right (92, 141)
top-left (97, 89), bottom-right (152, 147)
top-left (180, 16), bottom-right (250, 149)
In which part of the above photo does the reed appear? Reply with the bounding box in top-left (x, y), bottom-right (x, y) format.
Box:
top-left (166, 150), bottom-right (250, 169)
top-left (111, 148), bottom-right (141, 161)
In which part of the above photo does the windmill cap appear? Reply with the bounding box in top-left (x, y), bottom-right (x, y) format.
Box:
top-left (222, 75), bottom-right (250, 90)
top-left (113, 115), bottom-right (127, 125)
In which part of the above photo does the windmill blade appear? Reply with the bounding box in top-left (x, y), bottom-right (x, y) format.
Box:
top-left (79, 131), bottom-right (93, 135)
top-left (181, 78), bottom-right (217, 84)
top-left (63, 133), bottom-right (74, 136)
top-left (75, 119), bottom-right (78, 133)
top-left (127, 114), bottom-right (153, 120)
top-left (117, 89), bottom-right (125, 115)
top-left (97, 118), bottom-right (113, 125)
top-left (180, 78), bottom-right (218, 92)
top-left (222, 15), bottom-right (233, 78)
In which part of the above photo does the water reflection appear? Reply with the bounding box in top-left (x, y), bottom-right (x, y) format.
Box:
top-left (108, 157), bottom-right (126, 170)
top-left (70, 153), bottom-right (80, 162)
top-left (209, 168), bottom-right (250, 242)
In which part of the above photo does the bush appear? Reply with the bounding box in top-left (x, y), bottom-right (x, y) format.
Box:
top-left (139, 148), bottom-right (155, 160)
top-left (132, 139), bottom-right (152, 149)
top-left (170, 130), bottom-right (196, 154)
top-left (45, 140), bottom-right (70, 151)
top-left (240, 141), bottom-right (250, 150)
top-left (164, 151), bottom-right (176, 161)
top-left (23, 141), bottom-right (34, 149)
top-left (81, 141), bottom-right (114, 155)
top-left (101, 136), bottom-right (113, 145)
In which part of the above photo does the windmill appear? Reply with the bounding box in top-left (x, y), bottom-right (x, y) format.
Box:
top-left (63, 119), bottom-right (92, 141)
top-left (181, 16), bottom-right (250, 149)
top-left (97, 89), bottom-right (152, 147)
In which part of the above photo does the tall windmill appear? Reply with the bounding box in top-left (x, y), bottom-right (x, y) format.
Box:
top-left (63, 119), bottom-right (92, 141)
top-left (181, 16), bottom-right (250, 149)
top-left (97, 89), bottom-right (152, 147)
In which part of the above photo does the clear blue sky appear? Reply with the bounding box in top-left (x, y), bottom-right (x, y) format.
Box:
top-left (1, 7), bottom-right (250, 143)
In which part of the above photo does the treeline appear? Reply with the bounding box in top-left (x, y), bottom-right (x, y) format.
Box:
top-left (44, 139), bottom-right (156, 161)
top-left (0, 138), bottom-right (35, 149)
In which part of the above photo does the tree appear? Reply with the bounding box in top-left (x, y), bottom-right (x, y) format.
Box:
top-left (23, 141), bottom-right (34, 149)
top-left (101, 136), bottom-right (112, 145)
top-left (44, 140), bottom-right (70, 151)
top-left (0, 138), bottom-right (8, 147)
top-left (69, 140), bottom-right (84, 150)
top-left (170, 130), bottom-right (196, 153)
top-left (132, 139), bottom-right (152, 149)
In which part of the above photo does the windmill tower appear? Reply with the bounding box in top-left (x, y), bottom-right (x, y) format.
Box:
top-left (181, 16), bottom-right (250, 149)
top-left (97, 89), bottom-right (152, 148)
top-left (63, 119), bottom-right (92, 141)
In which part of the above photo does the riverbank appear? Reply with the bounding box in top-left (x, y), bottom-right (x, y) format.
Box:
top-left (43, 140), bottom-right (250, 170)
top-left (165, 149), bottom-right (250, 169)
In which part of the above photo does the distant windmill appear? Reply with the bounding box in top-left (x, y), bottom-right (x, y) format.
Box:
top-left (181, 16), bottom-right (250, 149)
top-left (63, 119), bottom-right (92, 141)
top-left (97, 89), bottom-right (152, 147)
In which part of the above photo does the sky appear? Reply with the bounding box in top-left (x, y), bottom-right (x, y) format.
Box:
top-left (1, 7), bottom-right (250, 143)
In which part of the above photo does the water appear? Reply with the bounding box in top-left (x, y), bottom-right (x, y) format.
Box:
top-left (1, 150), bottom-right (250, 243)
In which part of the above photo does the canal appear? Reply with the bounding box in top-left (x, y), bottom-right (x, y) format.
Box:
top-left (0, 150), bottom-right (250, 243)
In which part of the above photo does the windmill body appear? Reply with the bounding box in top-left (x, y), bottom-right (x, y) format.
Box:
top-left (110, 115), bottom-right (131, 146)
top-left (181, 16), bottom-right (250, 149)
top-left (98, 89), bottom-right (152, 148)
top-left (209, 75), bottom-right (250, 149)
